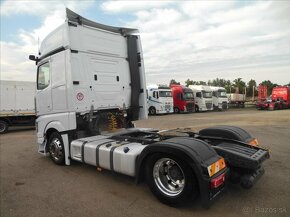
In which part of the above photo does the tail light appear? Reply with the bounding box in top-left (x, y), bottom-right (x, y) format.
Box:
top-left (210, 172), bottom-right (226, 189)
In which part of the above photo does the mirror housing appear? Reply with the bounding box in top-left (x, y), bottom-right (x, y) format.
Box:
top-left (29, 55), bottom-right (36, 61)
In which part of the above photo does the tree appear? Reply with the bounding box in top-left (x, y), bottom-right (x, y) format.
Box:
top-left (185, 79), bottom-right (194, 87)
top-left (247, 79), bottom-right (257, 98)
top-left (208, 78), bottom-right (232, 92)
top-left (233, 78), bottom-right (246, 94)
top-left (184, 79), bottom-right (206, 86)
top-left (169, 79), bottom-right (180, 86)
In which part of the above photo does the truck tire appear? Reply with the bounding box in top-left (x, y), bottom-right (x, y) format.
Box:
top-left (149, 107), bottom-right (156, 115)
top-left (0, 120), bottom-right (9, 134)
top-left (174, 107), bottom-right (180, 113)
top-left (146, 153), bottom-right (198, 206)
top-left (195, 105), bottom-right (199, 112)
top-left (48, 132), bottom-right (65, 165)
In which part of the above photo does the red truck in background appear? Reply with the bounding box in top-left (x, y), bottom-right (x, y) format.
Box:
top-left (170, 84), bottom-right (195, 113)
top-left (269, 86), bottom-right (290, 110)
top-left (256, 86), bottom-right (290, 110)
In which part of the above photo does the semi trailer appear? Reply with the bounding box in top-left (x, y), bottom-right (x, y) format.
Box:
top-left (147, 84), bottom-right (173, 115)
top-left (0, 80), bottom-right (36, 133)
top-left (29, 9), bottom-right (269, 208)
top-left (170, 84), bottom-right (195, 113)
top-left (227, 93), bottom-right (246, 108)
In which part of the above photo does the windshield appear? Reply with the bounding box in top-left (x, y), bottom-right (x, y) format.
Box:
top-left (202, 90), bottom-right (212, 98)
top-left (218, 91), bottom-right (227, 98)
top-left (183, 92), bottom-right (194, 100)
top-left (159, 91), bottom-right (172, 97)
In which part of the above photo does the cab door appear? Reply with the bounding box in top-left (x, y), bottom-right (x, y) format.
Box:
top-left (36, 61), bottom-right (52, 115)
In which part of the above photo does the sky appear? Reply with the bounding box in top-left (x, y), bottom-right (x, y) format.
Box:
top-left (1, 0), bottom-right (290, 86)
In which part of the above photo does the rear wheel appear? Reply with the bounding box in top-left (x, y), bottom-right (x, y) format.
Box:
top-left (48, 132), bottom-right (65, 165)
top-left (146, 153), bottom-right (198, 206)
top-left (149, 107), bottom-right (156, 115)
top-left (0, 120), bottom-right (9, 134)
top-left (174, 107), bottom-right (180, 113)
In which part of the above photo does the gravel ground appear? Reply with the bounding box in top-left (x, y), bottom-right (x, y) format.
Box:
top-left (1, 108), bottom-right (289, 217)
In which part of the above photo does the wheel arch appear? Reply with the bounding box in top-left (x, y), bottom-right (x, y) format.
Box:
top-left (43, 121), bottom-right (67, 152)
top-left (199, 125), bottom-right (254, 143)
top-left (0, 117), bottom-right (11, 125)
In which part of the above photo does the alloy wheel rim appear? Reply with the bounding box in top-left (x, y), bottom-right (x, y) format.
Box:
top-left (153, 158), bottom-right (185, 197)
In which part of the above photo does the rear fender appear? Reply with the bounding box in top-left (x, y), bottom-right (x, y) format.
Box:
top-left (199, 125), bottom-right (254, 143)
top-left (136, 137), bottom-right (223, 207)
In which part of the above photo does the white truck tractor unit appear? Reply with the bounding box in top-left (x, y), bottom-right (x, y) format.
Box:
top-left (29, 9), bottom-right (269, 208)
top-left (147, 84), bottom-right (173, 115)
top-left (0, 80), bottom-right (36, 133)
top-left (210, 86), bottom-right (229, 111)
top-left (188, 85), bottom-right (213, 112)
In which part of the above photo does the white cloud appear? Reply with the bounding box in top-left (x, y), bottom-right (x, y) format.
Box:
top-left (0, 0), bottom-right (94, 81)
top-left (0, 0), bottom-right (94, 17)
top-left (101, 0), bottom-right (174, 13)
top-left (116, 1), bottom-right (290, 85)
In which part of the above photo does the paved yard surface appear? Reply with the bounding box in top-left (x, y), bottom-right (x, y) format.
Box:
top-left (1, 108), bottom-right (289, 217)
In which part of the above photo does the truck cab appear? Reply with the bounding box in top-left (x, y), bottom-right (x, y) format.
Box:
top-left (30, 9), bottom-right (147, 156)
top-left (147, 84), bottom-right (173, 115)
top-left (188, 85), bottom-right (213, 112)
top-left (210, 86), bottom-right (228, 111)
top-left (170, 84), bottom-right (194, 113)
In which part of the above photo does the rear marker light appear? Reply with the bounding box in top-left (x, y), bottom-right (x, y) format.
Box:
top-left (210, 172), bottom-right (226, 189)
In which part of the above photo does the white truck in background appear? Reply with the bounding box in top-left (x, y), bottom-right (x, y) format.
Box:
top-left (209, 86), bottom-right (229, 111)
top-left (147, 84), bottom-right (173, 115)
top-left (28, 9), bottom-right (269, 208)
top-left (0, 80), bottom-right (36, 133)
top-left (188, 85), bottom-right (213, 112)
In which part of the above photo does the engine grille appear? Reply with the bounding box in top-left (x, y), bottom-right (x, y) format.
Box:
top-left (206, 102), bottom-right (212, 110)
top-left (222, 102), bottom-right (228, 109)
top-left (165, 104), bottom-right (171, 111)
top-left (186, 103), bottom-right (194, 112)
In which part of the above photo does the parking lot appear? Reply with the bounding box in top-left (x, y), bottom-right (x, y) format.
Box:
top-left (1, 108), bottom-right (290, 217)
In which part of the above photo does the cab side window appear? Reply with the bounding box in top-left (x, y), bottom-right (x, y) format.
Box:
top-left (196, 92), bottom-right (202, 98)
top-left (37, 62), bottom-right (50, 90)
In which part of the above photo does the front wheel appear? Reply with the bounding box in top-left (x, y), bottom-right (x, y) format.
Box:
top-left (0, 120), bottom-right (9, 134)
top-left (146, 153), bottom-right (198, 206)
top-left (149, 107), bottom-right (156, 115)
top-left (174, 107), bottom-right (180, 113)
top-left (48, 132), bottom-right (65, 165)
top-left (195, 105), bottom-right (199, 112)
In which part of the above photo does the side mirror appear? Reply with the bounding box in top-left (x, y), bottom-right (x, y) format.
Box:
top-left (29, 55), bottom-right (36, 61)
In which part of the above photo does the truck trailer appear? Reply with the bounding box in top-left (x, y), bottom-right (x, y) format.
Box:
top-left (170, 84), bottom-right (194, 113)
top-left (188, 85), bottom-right (213, 112)
top-left (29, 9), bottom-right (269, 208)
top-left (147, 84), bottom-right (173, 115)
top-left (227, 93), bottom-right (246, 108)
top-left (0, 80), bottom-right (36, 133)
top-left (209, 86), bottom-right (228, 111)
